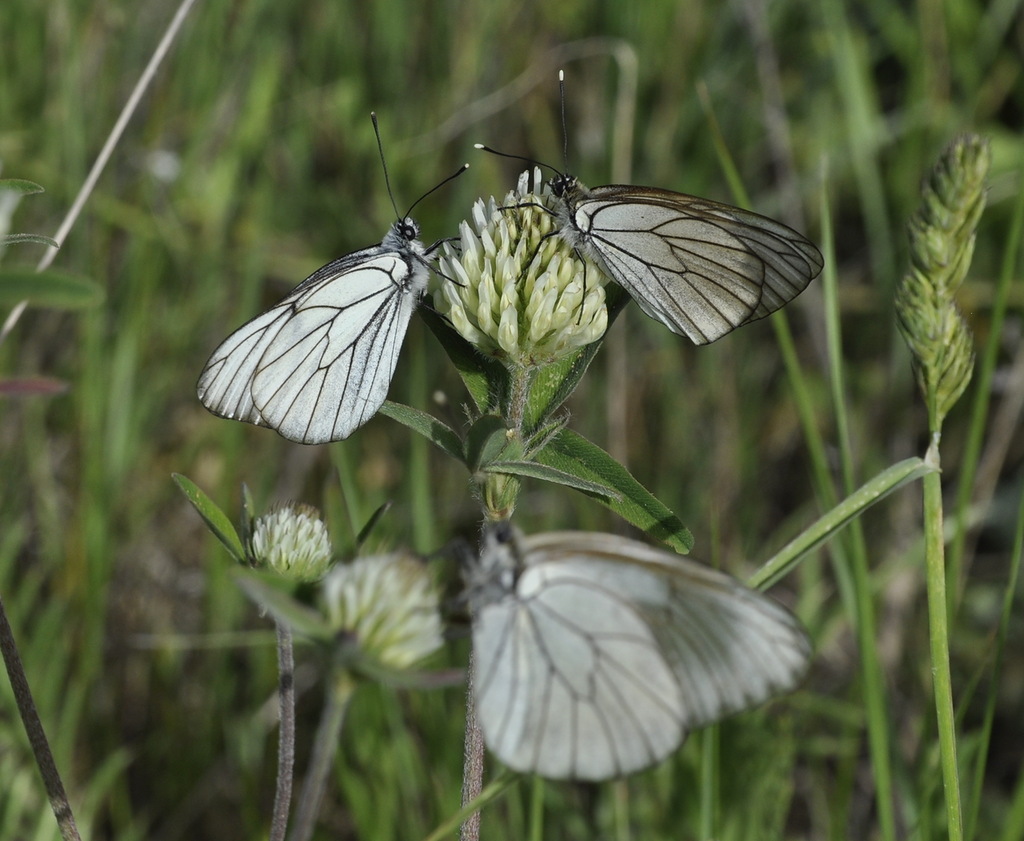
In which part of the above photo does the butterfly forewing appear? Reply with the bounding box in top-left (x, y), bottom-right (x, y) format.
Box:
top-left (469, 527), bottom-right (811, 781)
top-left (196, 220), bottom-right (430, 444)
top-left (554, 178), bottom-right (823, 344)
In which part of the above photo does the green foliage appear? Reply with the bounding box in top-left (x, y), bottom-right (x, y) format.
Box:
top-left (172, 473), bottom-right (247, 564)
top-left (0, 179), bottom-right (45, 195)
top-left (1, 1), bottom-right (1022, 840)
top-left (0, 179), bottom-right (58, 250)
top-left (0, 269), bottom-right (103, 308)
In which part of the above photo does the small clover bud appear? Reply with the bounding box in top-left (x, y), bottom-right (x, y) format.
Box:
top-left (250, 504), bottom-right (333, 582)
top-left (434, 169), bottom-right (608, 367)
top-left (322, 551), bottom-right (443, 670)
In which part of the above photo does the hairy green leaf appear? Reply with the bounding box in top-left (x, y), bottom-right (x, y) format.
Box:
top-left (172, 473), bottom-right (246, 564)
top-left (535, 429), bottom-right (694, 554)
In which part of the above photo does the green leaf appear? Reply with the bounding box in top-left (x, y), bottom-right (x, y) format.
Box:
top-left (534, 429), bottom-right (694, 554)
top-left (521, 343), bottom-right (602, 433)
top-left (239, 483), bottom-right (256, 556)
top-left (172, 473), bottom-right (247, 564)
top-left (0, 269), bottom-right (104, 308)
top-left (1, 233), bottom-right (59, 248)
top-left (356, 501), bottom-right (393, 550)
top-left (522, 286), bottom-right (630, 433)
top-left (484, 460), bottom-right (622, 498)
top-left (419, 307), bottom-right (508, 414)
top-left (378, 401), bottom-right (464, 462)
top-left (231, 567), bottom-right (332, 640)
top-left (464, 415), bottom-right (511, 471)
top-left (0, 179), bottom-right (44, 195)
top-left (749, 457), bottom-right (937, 590)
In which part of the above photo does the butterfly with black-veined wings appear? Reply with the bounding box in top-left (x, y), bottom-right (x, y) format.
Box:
top-left (197, 117), bottom-right (466, 444)
top-left (478, 72), bottom-right (823, 345)
top-left (549, 174), bottom-right (824, 344)
top-left (465, 522), bottom-right (811, 781)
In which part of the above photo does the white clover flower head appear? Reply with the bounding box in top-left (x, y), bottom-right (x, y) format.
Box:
top-left (433, 168), bottom-right (608, 367)
top-left (250, 504), bottom-right (333, 582)
top-left (321, 551), bottom-right (444, 670)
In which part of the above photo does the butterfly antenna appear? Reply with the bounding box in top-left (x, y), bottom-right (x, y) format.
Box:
top-left (371, 112), bottom-right (403, 222)
top-left (404, 162), bottom-right (470, 218)
top-left (473, 144), bottom-right (559, 176)
top-left (558, 69), bottom-right (569, 174)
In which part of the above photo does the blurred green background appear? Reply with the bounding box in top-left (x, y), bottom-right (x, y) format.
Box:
top-left (1, 0), bottom-right (1022, 839)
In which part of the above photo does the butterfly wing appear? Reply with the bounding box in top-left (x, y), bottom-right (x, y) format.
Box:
top-left (471, 528), bottom-right (810, 781)
top-left (197, 233), bottom-right (429, 444)
top-left (474, 557), bottom-right (687, 780)
top-left (561, 183), bottom-right (823, 345)
top-left (531, 532), bottom-right (811, 727)
top-left (195, 300), bottom-right (296, 428)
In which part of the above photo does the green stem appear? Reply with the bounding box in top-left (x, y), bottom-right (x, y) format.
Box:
top-left (506, 364), bottom-right (533, 434)
top-left (288, 672), bottom-right (354, 841)
top-left (847, 531), bottom-right (897, 840)
top-left (819, 175), bottom-right (897, 841)
top-left (698, 725), bottom-right (719, 840)
top-left (528, 775), bottom-right (545, 841)
top-left (923, 439), bottom-right (964, 841)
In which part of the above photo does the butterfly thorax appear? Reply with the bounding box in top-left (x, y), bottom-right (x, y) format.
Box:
top-left (464, 523), bottom-right (526, 613)
top-left (548, 174), bottom-right (591, 251)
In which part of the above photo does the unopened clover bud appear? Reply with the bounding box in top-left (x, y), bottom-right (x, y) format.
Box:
top-left (250, 504), bottom-right (333, 582)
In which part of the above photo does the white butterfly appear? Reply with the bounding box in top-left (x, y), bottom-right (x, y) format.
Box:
top-left (196, 218), bottom-right (434, 444)
top-left (465, 523), bottom-right (810, 781)
top-left (549, 174), bottom-right (824, 345)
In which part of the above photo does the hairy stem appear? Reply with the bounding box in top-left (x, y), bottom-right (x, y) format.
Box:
top-left (270, 623), bottom-right (296, 841)
top-left (460, 650), bottom-right (485, 841)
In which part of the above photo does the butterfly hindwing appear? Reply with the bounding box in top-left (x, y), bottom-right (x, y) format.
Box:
top-left (195, 302), bottom-right (298, 428)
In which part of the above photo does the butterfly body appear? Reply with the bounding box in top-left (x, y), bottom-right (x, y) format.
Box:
top-left (466, 524), bottom-right (810, 781)
top-left (549, 174), bottom-right (823, 345)
top-left (197, 218), bottom-right (432, 444)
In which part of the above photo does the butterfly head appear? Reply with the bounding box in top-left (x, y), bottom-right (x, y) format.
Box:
top-left (380, 217), bottom-right (426, 258)
top-left (548, 172), bottom-right (580, 200)
top-left (396, 216), bottom-right (420, 242)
